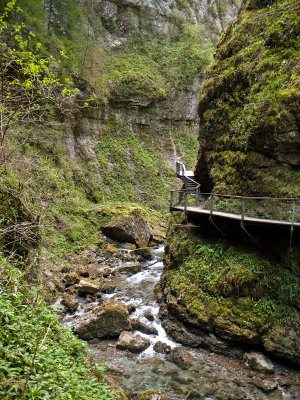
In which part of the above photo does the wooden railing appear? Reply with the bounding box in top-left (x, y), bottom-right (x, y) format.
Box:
top-left (170, 191), bottom-right (300, 227)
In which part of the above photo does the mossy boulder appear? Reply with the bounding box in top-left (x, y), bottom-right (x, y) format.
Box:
top-left (102, 209), bottom-right (152, 248)
top-left (73, 302), bottom-right (131, 340)
top-left (62, 293), bottom-right (79, 313)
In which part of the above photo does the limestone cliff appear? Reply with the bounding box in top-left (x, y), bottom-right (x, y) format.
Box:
top-left (160, 0), bottom-right (300, 366)
top-left (195, 0), bottom-right (300, 196)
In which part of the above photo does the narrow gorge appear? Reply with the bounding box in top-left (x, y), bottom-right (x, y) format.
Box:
top-left (0, 0), bottom-right (299, 399)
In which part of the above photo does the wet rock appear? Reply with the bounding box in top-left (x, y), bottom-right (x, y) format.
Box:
top-left (168, 347), bottom-right (195, 369)
top-left (100, 282), bottom-right (117, 294)
top-left (86, 294), bottom-right (96, 303)
top-left (133, 247), bottom-right (153, 261)
top-left (61, 293), bottom-right (79, 313)
top-left (131, 317), bottom-right (158, 335)
top-left (116, 331), bottom-right (150, 353)
top-left (77, 279), bottom-right (101, 295)
top-left (126, 303), bottom-right (137, 314)
top-left (144, 310), bottom-right (155, 321)
top-left (63, 272), bottom-right (80, 286)
top-left (204, 333), bottom-right (244, 358)
top-left (136, 390), bottom-right (167, 400)
top-left (161, 318), bottom-right (205, 347)
top-left (244, 352), bottom-right (274, 374)
top-left (103, 242), bottom-right (118, 259)
top-left (74, 265), bottom-right (89, 277)
top-left (102, 210), bottom-right (152, 248)
top-left (73, 301), bottom-right (131, 340)
top-left (117, 262), bottom-right (142, 275)
top-left (65, 284), bottom-right (77, 295)
top-left (251, 378), bottom-right (277, 393)
top-left (153, 341), bottom-right (171, 354)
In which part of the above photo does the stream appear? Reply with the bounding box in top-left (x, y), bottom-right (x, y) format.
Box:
top-left (63, 245), bottom-right (299, 400)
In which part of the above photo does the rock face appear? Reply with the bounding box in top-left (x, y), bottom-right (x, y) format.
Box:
top-left (160, 216), bottom-right (300, 365)
top-left (63, 1), bottom-right (240, 211)
top-left (116, 331), bottom-right (151, 353)
top-left (73, 302), bottom-right (131, 340)
top-left (195, 0), bottom-right (300, 197)
top-left (102, 210), bottom-right (152, 248)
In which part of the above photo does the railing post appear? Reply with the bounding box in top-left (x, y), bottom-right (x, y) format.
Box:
top-left (241, 198), bottom-right (245, 228)
top-left (196, 187), bottom-right (200, 206)
top-left (289, 200), bottom-right (296, 251)
top-left (210, 195), bottom-right (214, 218)
top-left (184, 192), bottom-right (187, 213)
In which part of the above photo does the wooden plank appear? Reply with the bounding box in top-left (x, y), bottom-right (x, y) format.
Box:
top-left (170, 206), bottom-right (300, 228)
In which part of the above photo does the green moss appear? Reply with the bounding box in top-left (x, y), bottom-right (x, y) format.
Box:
top-left (198, 0), bottom-right (300, 197)
top-left (163, 217), bottom-right (300, 356)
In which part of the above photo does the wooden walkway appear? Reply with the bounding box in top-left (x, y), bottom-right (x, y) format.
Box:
top-left (172, 161), bottom-right (300, 231)
top-left (170, 205), bottom-right (300, 228)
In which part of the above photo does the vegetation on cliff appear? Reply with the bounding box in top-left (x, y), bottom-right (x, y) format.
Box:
top-left (162, 214), bottom-right (300, 364)
top-left (195, 0), bottom-right (300, 197)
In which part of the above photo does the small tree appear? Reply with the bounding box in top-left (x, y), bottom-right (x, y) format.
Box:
top-left (0, 0), bottom-right (78, 173)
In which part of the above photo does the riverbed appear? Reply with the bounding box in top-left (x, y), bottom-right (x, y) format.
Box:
top-left (82, 245), bottom-right (300, 400)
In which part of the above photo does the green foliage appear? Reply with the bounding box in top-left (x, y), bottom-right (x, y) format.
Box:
top-left (0, 0), bottom-right (81, 172)
top-left (163, 218), bottom-right (300, 340)
top-left (0, 254), bottom-right (117, 399)
top-left (96, 25), bottom-right (214, 101)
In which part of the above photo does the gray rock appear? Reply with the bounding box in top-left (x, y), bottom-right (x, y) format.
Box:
top-left (153, 341), bottom-right (171, 354)
top-left (116, 331), bottom-right (150, 353)
top-left (244, 352), bottom-right (274, 374)
top-left (73, 301), bottom-right (131, 340)
top-left (167, 347), bottom-right (195, 369)
top-left (62, 293), bottom-right (79, 313)
top-left (251, 378), bottom-right (277, 393)
top-left (131, 316), bottom-right (158, 335)
top-left (77, 279), bottom-right (101, 295)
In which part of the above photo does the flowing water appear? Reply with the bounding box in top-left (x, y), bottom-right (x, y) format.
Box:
top-left (64, 245), bottom-right (300, 399)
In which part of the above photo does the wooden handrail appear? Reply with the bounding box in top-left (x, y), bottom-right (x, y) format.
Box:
top-left (170, 190), bottom-right (300, 202)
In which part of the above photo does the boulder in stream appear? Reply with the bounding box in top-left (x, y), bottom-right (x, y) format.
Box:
top-left (167, 347), bottom-right (195, 369)
top-left (61, 293), bottom-right (79, 313)
top-left (77, 278), bottom-right (101, 295)
top-left (131, 316), bottom-right (158, 335)
top-left (244, 351), bottom-right (274, 374)
top-left (153, 341), bottom-right (171, 354)
top-left (73, 301), bottom-right (131, 340)
top-left (116, 331), bottom-right (150, 353)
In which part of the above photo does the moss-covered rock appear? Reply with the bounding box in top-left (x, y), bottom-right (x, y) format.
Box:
top-left (73, 301), bottom-right (131, 340)
top-left (195, 0), bottom-right (300, 198)
top-left (102, 208), bottom-right (153, 248)
top-left (160, 218), bottom-right (300, 364)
